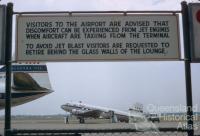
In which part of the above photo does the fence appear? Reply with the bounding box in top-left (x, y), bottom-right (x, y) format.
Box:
top-left (10, 128), bottom-right (188, 136)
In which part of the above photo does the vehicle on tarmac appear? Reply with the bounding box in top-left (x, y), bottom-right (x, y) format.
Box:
top-left (145, 113), bottom-right (160, 123)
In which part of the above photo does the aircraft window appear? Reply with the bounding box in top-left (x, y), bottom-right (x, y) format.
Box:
top-left (0, 76), bottom-right (5, 79)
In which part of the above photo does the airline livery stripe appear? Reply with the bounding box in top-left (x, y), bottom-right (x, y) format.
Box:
top-left (0, 65), bottom-right (47, 72)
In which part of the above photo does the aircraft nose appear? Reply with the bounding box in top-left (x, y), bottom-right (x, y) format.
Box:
top-left (61, 105), bottom-right (66, 110)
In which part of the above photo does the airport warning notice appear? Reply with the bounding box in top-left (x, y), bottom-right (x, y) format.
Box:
top-left (16, 14), bottom-right (180, 61)
top-left (189, 3), bottom-right (200, 62)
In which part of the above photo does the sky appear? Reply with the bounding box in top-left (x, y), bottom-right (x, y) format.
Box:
top-left (0, 0), bottom-right (200, 115)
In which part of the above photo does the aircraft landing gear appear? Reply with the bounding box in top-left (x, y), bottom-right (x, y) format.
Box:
top-left (109, 110), bottom-right (118, 123)
top-left (79, 117), bottom-right (85, 123)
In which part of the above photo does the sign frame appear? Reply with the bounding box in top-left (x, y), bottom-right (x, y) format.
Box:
top-left (188, 3), bottom-right (200, 62)
top-left (16, 13), bottom-right (181, 62)
top-left (0, 5), bottom-right (6, 64)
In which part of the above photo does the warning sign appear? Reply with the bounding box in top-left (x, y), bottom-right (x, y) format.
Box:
top-left (16, 14), bottom-right (180, 61)
top-left (189, 3), bottom-right (200, 62)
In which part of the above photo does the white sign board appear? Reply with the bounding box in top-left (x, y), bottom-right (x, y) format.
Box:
top-left (0, 6), bottom-right (6, 64)
top-left (189, 3), bottom-right (200, 62)
top-left (16, 14), bottom-right (180, 61)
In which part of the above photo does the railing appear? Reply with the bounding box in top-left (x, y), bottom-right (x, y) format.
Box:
top-left (10, 128), bottom-right (188, 136)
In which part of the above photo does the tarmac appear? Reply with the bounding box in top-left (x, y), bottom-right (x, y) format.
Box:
top-left (0, 118), bottom-right (199, 136)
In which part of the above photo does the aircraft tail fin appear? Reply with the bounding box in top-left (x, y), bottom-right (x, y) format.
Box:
top-left (13, 72), bottom-right (46, 90)
top-left (129, 103), bottom-right (144, 113)
top-left (0, 63), bottom-right (53, 92)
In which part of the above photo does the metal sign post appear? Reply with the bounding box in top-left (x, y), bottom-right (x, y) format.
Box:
top-left (0, 5), bottom-right (6, 65)
top-left (181, 1), bottom-right (194, 136)
top-left (4, 3), bottom-right (13, 136)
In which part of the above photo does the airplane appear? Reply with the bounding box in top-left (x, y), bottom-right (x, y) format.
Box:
top-left (61, 102), bottom-right (146, 124)
top-left (0, 62), bottom-right (53, 109)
